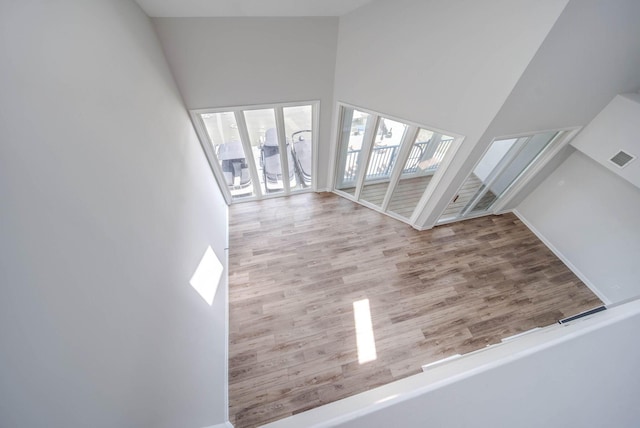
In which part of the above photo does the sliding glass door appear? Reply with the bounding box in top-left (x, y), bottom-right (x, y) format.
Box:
top-left (438, 131), bottom-right (560, 223)
top-left (334, 104), bottom-right (460, 225)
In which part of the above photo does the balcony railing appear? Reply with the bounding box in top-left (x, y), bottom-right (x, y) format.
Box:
top-left (342, 138), bottom-right (452, 183)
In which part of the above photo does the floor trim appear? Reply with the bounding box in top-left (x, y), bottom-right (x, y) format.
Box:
top-left (202, 421), bottom-right (234, 428)
top-left (512, 209), bottom-right (611, 305)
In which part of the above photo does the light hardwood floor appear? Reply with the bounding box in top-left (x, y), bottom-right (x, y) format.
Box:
top-left (228, 192), bottom-right (601, 427)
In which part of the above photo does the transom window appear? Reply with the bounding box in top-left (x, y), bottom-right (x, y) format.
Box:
top-left (191, 101), bottom-right (318, 204)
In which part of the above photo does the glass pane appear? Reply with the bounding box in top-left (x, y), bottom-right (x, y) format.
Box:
top-left (335, 108), bottom-right (371, 196)
top-left (200, 111), bottom-right (254, 199)
top-left (284, 105), bottom-right (313, 191)
top-left (439, 131), bottom-right (558, 222)
top-left (244, 109), bottom-right (295, 194)
top-left (489, 132), bottom-right (557, 196)
top-left (388, 130), bottom-right (455, 219)
top-left (466, 131), bottom-right (557, 215)
top-left (360, 118), bottom-right (408, 207)
top-left (439, 138), bottom-right (519, 220)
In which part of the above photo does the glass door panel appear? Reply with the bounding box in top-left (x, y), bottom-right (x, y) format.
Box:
top-left (486, 131), bottom-right (557, 199)
top-left (440, 131), bottom-right (558, 222)
top-left (283, 105), bottom-right (313, 191)
top-left (462, 138), bottom-right (519, 215)
top-left (193, 101), bottom-right (317, 203)
top-left (360, 118), bottom-right (408, 207)
top-left (200, 111), bottom-right (254, 199)
top-left (335, 108), bottom-right (372, 196)
top-left (387, 129), bottom-right (455, 219)
top-left (244, 108), bottom-right (294, 195)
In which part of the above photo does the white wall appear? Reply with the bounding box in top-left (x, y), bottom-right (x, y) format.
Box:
top-left (571, 93), bottom-right (640, 188)
top-left (152, 17), bottom-right (339, 189)
top-left (473, 0), bottom-right (640, 211)
top-left (332, 0), bottom-right (569, 226)
top-left (266, 300), bottom-right (640, 428)
top-left (470, 0), bottom-right (640, 303)
top-left (517, 152), bottom-right (640, 303)
top-left (0, 1), bottom-right (229, 427)
top-left (480, 0), bottom-right (640, 138)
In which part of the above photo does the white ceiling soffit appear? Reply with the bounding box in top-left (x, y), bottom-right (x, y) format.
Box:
top-left (135, 0), bottom-right (375, 17)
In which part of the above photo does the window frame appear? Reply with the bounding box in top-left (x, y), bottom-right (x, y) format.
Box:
top-left (435, 127), bottom-right (582, 225)
top-left (330, 102), bottom-right (464, 227)
top-left (191, 100), bottom-right (320, 205)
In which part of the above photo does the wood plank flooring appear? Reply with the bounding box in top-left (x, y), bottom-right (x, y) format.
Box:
top-left (228, 192), bottom-right (601, 427)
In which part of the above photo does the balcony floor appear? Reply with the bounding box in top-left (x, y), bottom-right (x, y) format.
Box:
top-left (341, 175), bottom-right (433, 220)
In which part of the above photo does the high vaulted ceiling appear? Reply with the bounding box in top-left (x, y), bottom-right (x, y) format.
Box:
top-left (135, 0), bottom-right (374, 17)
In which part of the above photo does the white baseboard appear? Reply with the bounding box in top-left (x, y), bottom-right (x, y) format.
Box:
top-left (512, 209), bottom-right (611, 305)
top-left (202, 422), bottom-right (234, 428)
top-left (422, 354), bottom-right (461, 371)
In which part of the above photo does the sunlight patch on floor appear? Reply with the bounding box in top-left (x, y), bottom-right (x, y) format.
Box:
top-left (353, 298), bottom-right (377, 364)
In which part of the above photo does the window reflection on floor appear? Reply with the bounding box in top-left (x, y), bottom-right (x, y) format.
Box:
top-left (353, 298), bottom-right (377, 364)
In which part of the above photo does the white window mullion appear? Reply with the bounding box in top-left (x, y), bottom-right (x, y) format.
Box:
top-left (190, 112), bottom-right (233, 205)
top-left (235, 111), bottom-right (263, 199)
top-left (460, 136), bottom-right (529, 217)
top-left (275, 107), bottom-right (291, 194)
top-left (353, 115), bottom-right (378, 200)
top-left (333, 107), bottom-right (354, 190)
top-left (411, 134), bottom-right (463, 227)
top-left (311, 102), bottom-right (320, 192)
top-left (381, 126), bottom-right (419, 211)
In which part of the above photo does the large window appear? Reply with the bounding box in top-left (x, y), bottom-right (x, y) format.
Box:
top-left (360, 118), bottom-right (408, 208)
top-left (334, 104), bottom-right (461, 226)
top-left (192, 101), bottom-right (318, 203)
top-left (335, 109), bottom-right (372, 196)
top-left (284, 105), bottom-right (314, 191)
